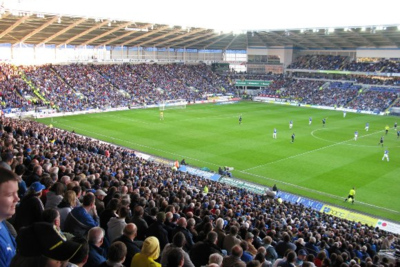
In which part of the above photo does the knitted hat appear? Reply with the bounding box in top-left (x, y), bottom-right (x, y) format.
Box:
top-left (141, 236), bottom-right (160, 260)
top-left (16, 222), bottom-right (81, 261)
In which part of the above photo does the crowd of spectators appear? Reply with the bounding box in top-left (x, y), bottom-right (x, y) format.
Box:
top-left (0, 115), bottom-right (399, 267)
top-left (24, 65), bottom-right (84, 112)
top-left (346, 89), bottom-right (398, 112)
top-left (290, 73), bottom-right (400, 87)
top-left (287, 56), bottom-right (400, 74)
top-left (257, 75), bottom-right (398, 112)
top-left (0, 63), bottom-right (40, 110)
top-left (0, 63), bottom-right (237, 112)
top-left (2, 61), bottom-right (400, 114)
top-left (288, 55), bottom-right (348, 71)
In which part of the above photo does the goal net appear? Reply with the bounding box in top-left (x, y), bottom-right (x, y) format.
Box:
top-left (159, 99), bottom-right (187, 111)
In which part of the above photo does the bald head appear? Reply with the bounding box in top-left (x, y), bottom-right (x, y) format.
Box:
top-left (231, 245), bottom-right (243, 257)
top-left (177, 217), bottom-right (187, 228)
top-left (88, 227), bottom-right (105, 246)
top-left (123, 223), bottom-right (137, 240)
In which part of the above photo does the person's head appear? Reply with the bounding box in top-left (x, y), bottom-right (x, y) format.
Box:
top-left (87, 227), bottom-right (105, 247)
top-left (107, 241), bottom-right (127, 264)
top-left (82, 193), bottom-right (95, 208)
top-left (298, 249), bottom-right (308, 260)
top-left (141, 236), bottom-right (160, 260)
top-left (231, 244), bottom-right (243, 257)
top-left (230, 225), bottom-right (239, 235)
top-left (117, 206), bottom-right (129, 219)
top-left (263, 236), bottom-right (272, 245)
top-left (107, 198), bottom-right (121, 211)
top-left (123, 223), bottom-right (138, 240)
top-left (286, 251), bottom-right (297, 263)
top-left (177, 217), bottom-right (187, 228)
top-left (255, 252), bottom-right (266, 264)
top-left (95, 189), bottom-right (107, 200)
top-left (166, 248), bottom-right (184, 267)
top-left (209, 253), bottom-right (223, 266)
top-left (240, 240), bottom-right (249, 251)
top-left (28, 181), bottom-right (46, 196)
top-left (172, 231), bottom-right (186, 248)
top-left (245, 232), bottom-right (254, 242)
top-left (63, 190), bottom-right (77, 207)
top-left (68, 236), bottom-right (89, 266)
top-left (283, 233), bottom-right (291, 242)
top-left (247, 260), bottom-right (262, 267)
top-left (60, 175), bottom-right (71, 185)
top-left (42, 208), bottom-right (61, 228)
top-left (0, 168), bottom-right (19, 221)
top-left (257, 246), bottom-right (266, 255)
top-left (216, 217), bottom-right (224, 230)
top-left (33, 165), bottom-right (43, 176)
top-left (49, 182), bottom-right (65, 195)
top-left (207, 231), bottom-right (218, 244)
top-left (157, 211), bottom-right (166, 223)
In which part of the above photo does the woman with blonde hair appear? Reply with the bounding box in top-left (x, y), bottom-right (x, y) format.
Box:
top-left (57, 190), bottom-right (77, 231)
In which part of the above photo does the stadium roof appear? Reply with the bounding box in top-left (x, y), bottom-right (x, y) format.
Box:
top-left (1, 1), bottom-right (400, 51)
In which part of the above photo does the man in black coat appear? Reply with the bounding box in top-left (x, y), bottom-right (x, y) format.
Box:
top-left (275, 233), bottom-right (297, 258)
top-left (146, 212), bottom-right (170, 250)
top-left (189, 231), bottom-right (224, 267)
top-left (113, 223), bottom-right (141, 267)
top-left (129, 205), bottom-right (148, 241)
top-left (171, 217), bottom-right (194, 252)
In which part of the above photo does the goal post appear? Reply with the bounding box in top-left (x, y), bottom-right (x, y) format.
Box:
top-left (159, 99), bottom-right (187, 111)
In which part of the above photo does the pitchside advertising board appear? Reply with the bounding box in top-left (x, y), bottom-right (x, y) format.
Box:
top-left (235, 80), bottom-right (272, 87)
top-left (277, 191), bottom-right (400, 234)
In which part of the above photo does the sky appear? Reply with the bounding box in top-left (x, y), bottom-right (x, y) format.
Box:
top-left (3, 0), bottom-right (400, 32)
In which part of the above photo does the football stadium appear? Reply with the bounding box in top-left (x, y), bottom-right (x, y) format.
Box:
top-left (0, 1), bottom-right (400, 266)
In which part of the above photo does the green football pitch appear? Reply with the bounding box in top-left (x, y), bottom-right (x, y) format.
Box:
top-left (38, 101), bottom-right (400, 221)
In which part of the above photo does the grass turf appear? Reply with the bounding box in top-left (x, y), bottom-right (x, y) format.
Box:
top-left (38, 101), bottom-right (400, 221)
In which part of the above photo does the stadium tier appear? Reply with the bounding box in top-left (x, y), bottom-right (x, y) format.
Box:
top-left (1, 59), bottom-right (400, 266)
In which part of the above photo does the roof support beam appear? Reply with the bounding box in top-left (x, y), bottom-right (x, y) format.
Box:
top-left (255, 32), bottom-right (281, 47)
top-left (0, 14), bottom-right (31, 39)
top-left (348, 29), bottom-right (377, 47)
top-left (56, 20), bottom-right (110, 48)
top-left (171, 31), bottom-right (215, 48)
top-left (185, 33), bottom-right (219, 47)
top-left (287, 31), bottom-right (324, 49)
top-left (14, 16), bottom-right (58, 45)
top-left (378, 32), bottom-right (400, 46)
top-left (224, 34), bottom-right (239, 50)
top-left (119, 25), bottom-right (169, 46)
top-left (267, 31), bottom-right (308, 49)
top-left (77, 22), bottom-right (133, 48)
top-left (204, 34), bottom-right (232, 49)
top-left (37, 18), bottom-right (87, 46)
top-left (135, 28), bottom-right (181, 47)
top-left (95, 23), bottom-right (153, 48)
top-left (154, 28), bottom-right (205, 47)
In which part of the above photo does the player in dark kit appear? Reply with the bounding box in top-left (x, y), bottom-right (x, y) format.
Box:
top-left (322, 118), bottom-right (326, 127)
top-left (378, 136), bottom-right (384, 147)
top-left (291, 133), bottom-right (295, 143)
top-left (239, 114), bottom-right (242, 125)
